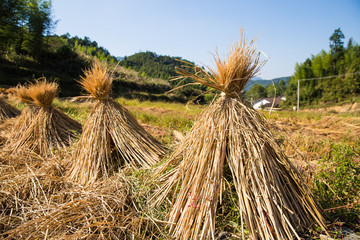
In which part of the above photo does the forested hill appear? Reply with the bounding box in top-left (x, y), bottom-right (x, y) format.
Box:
top-left (119, 51), bottom-right (192, 80)
top-left (0, 0), bottom-right (213, 102)
top-left (284, 28), bottom-right (360, 106)
top-left (1, 32), bottom-right (123, 96)
top-left (63, 34), bottom-right (118, 63)
top-left (0, 1), bottom-right (192, 101)
top-left (118, 52), bottom-right (211, 101)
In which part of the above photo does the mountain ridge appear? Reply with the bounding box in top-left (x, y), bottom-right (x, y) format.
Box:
top-left (245, 76), bottom-right (290, 91)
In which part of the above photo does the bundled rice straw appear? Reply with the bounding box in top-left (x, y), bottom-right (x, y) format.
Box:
top-left (151, 32), bottom-right (327, 239)
top-left (6, 81), bottom-right (82, 156)
top-left (67, 61), bottom-right (167, 185)
top-left (0, 97), bottom-right (20, 121)
top-left (4, 86), bottom-right (40, 142)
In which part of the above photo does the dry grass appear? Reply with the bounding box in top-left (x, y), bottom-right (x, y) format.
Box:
top-left (0, 148), bottom-right (147, 239)
top-left (67, 62), bottom-right (167, 185)
top-left (4, 87), bottom-right (17, 95)
top-left (267, 112), bottom-right (360, 165)
top-left (151, 32), bottom-right (327, 239)
top-left (5, 81), bottom-right (82, 157)
top-left (14, 85), bottom-right (33, 105)
top-left (0, 97), bottom-right (20, 121)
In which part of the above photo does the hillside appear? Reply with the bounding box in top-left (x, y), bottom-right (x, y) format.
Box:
top-left (0, 35), bottom-right (193, 101)
top-left (0, 2), bottom-right (203, 102)
top-left (120, 51), bottom-right (290, 87)
top-left (1, 35), bottom-right (215, 102)
top-left (119, 51), bottom-right (186, 80)
top-left (119, 51), bottom-right (217, 101)
top-left (244, 29), bottom-right (360, 108)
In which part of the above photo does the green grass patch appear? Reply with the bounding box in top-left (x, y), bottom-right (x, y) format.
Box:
top-left (117, 97), bottom-right (203, 114)
top-left (52, 98), bottom-right (92, 123)
top-left (117, 97), bottom-right (202, 133)
top-left (314, 140), bottom-right (360, 229)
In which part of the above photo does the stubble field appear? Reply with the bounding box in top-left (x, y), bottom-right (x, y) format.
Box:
top-left (0, 96), bottom-right (359, 239)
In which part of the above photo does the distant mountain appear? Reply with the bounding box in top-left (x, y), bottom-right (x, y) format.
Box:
top-left (251, 76), bottom-right (263, 81)
top-left (245, 76), bottom-right (290, 91)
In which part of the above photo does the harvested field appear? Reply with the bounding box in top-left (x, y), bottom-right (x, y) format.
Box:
top-left (0, 97), bottom-right (359, 239)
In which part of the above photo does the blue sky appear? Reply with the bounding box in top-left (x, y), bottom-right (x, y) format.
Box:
top-left (52, 0), bottom-right (360, 79)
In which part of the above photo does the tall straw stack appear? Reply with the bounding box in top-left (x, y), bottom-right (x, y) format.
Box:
top-left (0, 97), bottom-right (20, 121)
top-left (151, 32), bottom-right (327, 239)
top-left (6, 81), bottom-right (82, 156)
top-left (67, 61), bottom-right (167, 185)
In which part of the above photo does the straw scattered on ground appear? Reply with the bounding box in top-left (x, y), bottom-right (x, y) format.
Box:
top-left (0, 148), bottom-right (144, 239)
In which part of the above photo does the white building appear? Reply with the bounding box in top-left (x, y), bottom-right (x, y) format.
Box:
top-left (253, 96), bottom-right (286, 110)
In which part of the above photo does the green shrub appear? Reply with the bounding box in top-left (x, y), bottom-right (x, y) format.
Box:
top-left (314, 139), bottom-right (360, 227)
top-left (203, 93), bottom-right (216, 103)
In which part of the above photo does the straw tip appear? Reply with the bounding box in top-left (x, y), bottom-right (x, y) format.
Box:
top-left (15, 80), bottom-right (58, 107)
top-left (80, 61), bottom-right (113, 100)
top-left (27, 80), bottom-right (58, 108)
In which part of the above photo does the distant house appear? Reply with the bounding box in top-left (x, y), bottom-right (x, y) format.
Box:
top-left (253, 96), bottom-right (286, 110)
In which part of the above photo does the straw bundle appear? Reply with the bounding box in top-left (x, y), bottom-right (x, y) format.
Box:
top-left (0, 97), bottom-right (20, 121)
top-left (67, 61), bottom-right (167, 185)
top-left (6, 81), bottom-right (82, 156)
top-left (5, 86), bottom-right (41, 143)
top-left (152, 33), bottom-right (327, 239)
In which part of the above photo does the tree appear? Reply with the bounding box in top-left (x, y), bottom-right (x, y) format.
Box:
top-left (278, 79), bottom-right (286, 94)
top-left (23, 0), bottom-right (53, 56)
top-left (0, 0), bottom-right (54, 57)
top-left (284, 30), bottom-right (360, 107)
top-left (266, 79), bottom-right (286, 98)
top-left (0, 0), bottom-right (27, 53)
top-left (329, 28), bottom-right (345, 72)
top-left (329, 28), bottom-right (345, 55)
top-left (245, 84), bottom-right (267, 103)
